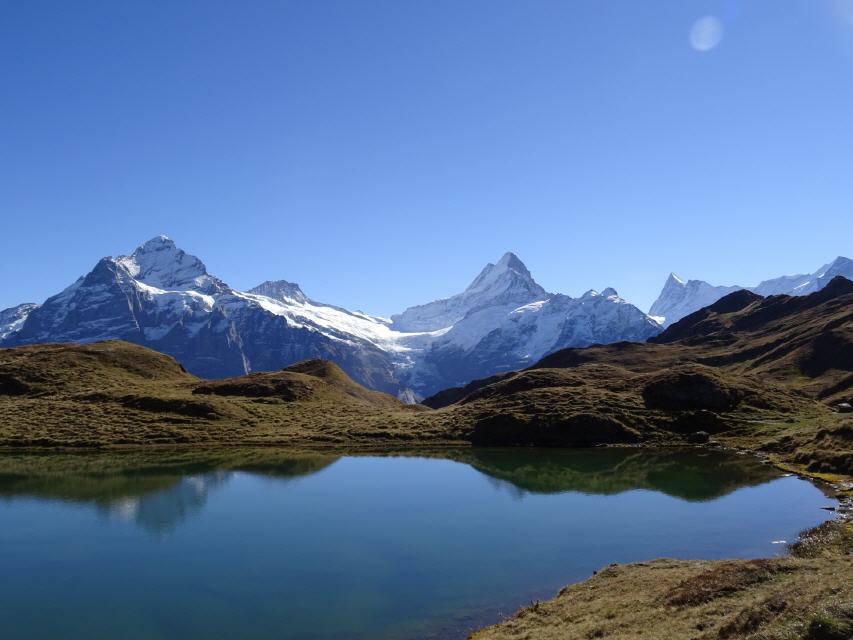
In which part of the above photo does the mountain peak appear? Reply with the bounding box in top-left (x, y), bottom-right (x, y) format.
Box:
top-left (249, 280), bottom-right (308, 304)
top-left (496, 251), bottom-right (529, 273)
top-left (666, 272), bottom-right (685, 286)
top-left (465, 252), bottom-right (538, 294)
top-left (390, 251), bottom-right (546, 332)
top-left (135, 235), bottom-right (176, 253)
top-left (826, 256), bottom-right (852, 270)
top-left (118, 237), bottom-right (224, 294)
top-left (601, 287), bottom-right (618, 298)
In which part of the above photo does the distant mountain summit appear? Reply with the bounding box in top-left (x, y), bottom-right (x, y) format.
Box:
top-left (116, 235), bottom-right (227, 294)
top-left (649, 256), bottom-right (853, 326)
top-left (753, 256), bottom-right (853, 297)
top-left (649, 274), bottom-right (740, 327)
top-left (392, 254), bottom-right (660, 393)
top-left (248, 280), bottom-right (309, 304)
top-left (391, 252), bottom-right (547, 332)
top-left (0, 238), bottom-right (661, 398)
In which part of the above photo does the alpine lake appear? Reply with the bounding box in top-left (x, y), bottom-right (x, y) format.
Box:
top-left (0, 447), bottom-right (836, 639)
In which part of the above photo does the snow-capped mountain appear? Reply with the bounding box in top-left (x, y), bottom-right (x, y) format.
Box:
top-left (391, 252), bottom-right (548, 332)
top-left (394, 260), bottom-right (660, 392)
top-left (0, 303), bottom-right (39, 341)
top-left (650, 256), bottom-right (853, 326)
top-left (2, 237), bottom-right (662, 398)
top-left (6, 237), bottom-right (406, 391)
top-left (648, 274), bottom-right (740, 327)
top-left (752, 256), bottom-right (853, 297)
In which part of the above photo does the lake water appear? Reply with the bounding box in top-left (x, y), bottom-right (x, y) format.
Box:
top-left (0, 448), bottom-right (835, 639)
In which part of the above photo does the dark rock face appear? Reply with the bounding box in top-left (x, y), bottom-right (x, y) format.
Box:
top-left (642, 367), bottom-right (743, 412)
top-left (686, 431), bottom-right (711, 444)
top-left (470, 413), bottom-right (639, 447)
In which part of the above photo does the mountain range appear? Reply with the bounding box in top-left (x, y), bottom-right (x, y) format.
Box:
top-left (648, 256), bottom-right (853, 326)
top-left (1, 237), bottom-right (849, 398)
top-left (0, 237), bottom-right (659, 398)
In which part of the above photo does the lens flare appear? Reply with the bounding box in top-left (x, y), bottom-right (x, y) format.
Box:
top-left (839, 0), bottom-right (853, 26)
top-left (689, 16), bottom-right (724, 52)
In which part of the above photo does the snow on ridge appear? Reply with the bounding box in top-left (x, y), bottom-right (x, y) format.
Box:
top-left (3, 238), bottom-right (667, 397)
top-left (650, 255), bottom-right (853, 326)
top-left (233, 290), bottom-right (443, 353)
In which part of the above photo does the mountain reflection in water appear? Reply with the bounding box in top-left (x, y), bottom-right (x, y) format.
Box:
top-left (0, 447), bottom-right (781, 535)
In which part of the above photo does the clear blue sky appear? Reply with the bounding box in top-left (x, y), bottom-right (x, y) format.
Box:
top-left (2, 1), bottom-right (852, 316)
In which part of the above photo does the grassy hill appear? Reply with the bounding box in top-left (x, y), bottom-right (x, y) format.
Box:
top-left (0, 341), bottom-right (446, 448)
top-left (0, 278), bottom-right (850, 476)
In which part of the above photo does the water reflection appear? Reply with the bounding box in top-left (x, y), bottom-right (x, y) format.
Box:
top-left (98, 472), bottom-right (230, 535)
top-left (0, 447), bottom-right (783, 535)
top-left (0, 450), bottom-right (339, 535)
top-left (460, 447), bottom-right (780, 501)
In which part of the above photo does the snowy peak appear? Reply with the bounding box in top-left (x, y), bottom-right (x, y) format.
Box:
top-left (649, 275), bottom-right (741, 328)
top-left (465, 251), bottom-right (542, 296)
top-left (249, 280), bottom-right (309, 305)
top-left (650, 255), bottom-right (853, 327)
top-left (138, 235), bottom-right (177, 252)
top-left (116, 235), bottom-right (225, 294)
top-left (391, 252), bottom-right (548, 332)
top-left (0, 236), bottom-right (668, 399)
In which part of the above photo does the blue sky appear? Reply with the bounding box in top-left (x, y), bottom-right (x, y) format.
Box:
top-left (2, 1), bottom-right (852, 316)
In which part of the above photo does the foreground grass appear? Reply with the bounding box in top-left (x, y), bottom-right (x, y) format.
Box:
top-left (470, 520), bottom-right (853, 640)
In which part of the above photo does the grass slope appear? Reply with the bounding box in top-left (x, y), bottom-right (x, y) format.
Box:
top-left (470, 520), bottom-right (853, 640)
top-left (0, 341), bottom-right (449, 448)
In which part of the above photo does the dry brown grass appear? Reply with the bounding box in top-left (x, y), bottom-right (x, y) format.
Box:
top-left (0, 341), bottom-right (461, 448)
top-left (469, 522), bottom-right (853, 640)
